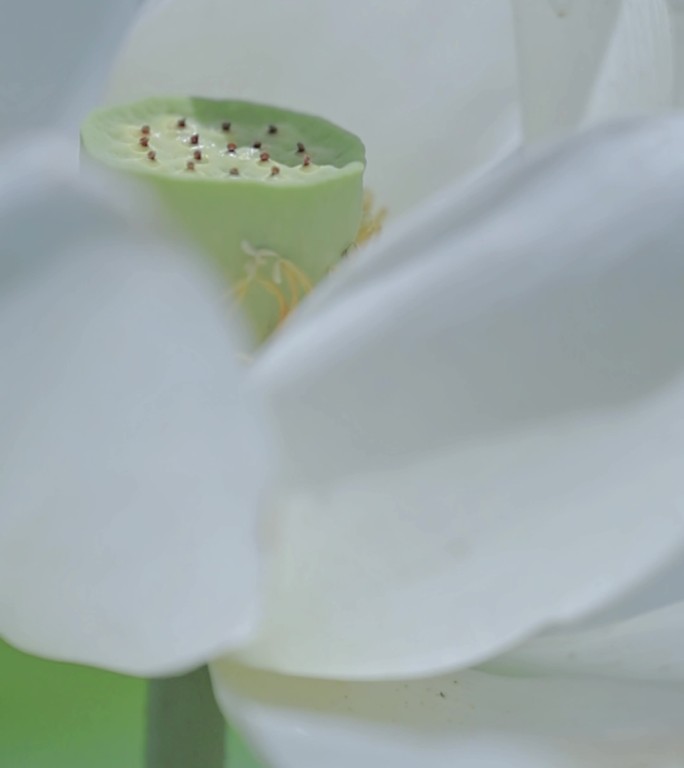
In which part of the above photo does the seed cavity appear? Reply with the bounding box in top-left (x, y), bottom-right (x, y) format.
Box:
top-left (270, 166), bottom-right (280, 176)
top-left (267, 124), bottom-right (278, 135)
top-left (259, 152), bottom-right (270, 163)
top-left (229, 167), bottom-right (240, 176)
top-left (302, 155), bottom-right (312, 167)
top-left (147, 150), bottom-right (157, 162)
top-left (177, 117), bottom-right (187, 129)
top-left (222, 121), bottom-right (232, 132)
top-left (139, 136), bottom-right (150, 148)
top-left (141, 125), bottom-right (151, 135)
top-left (297, 142), bottom-right (306, 153)
top-left (190, 133), bottom-right (200, 145)
top-left (186, 160), bottom-right (196, 171)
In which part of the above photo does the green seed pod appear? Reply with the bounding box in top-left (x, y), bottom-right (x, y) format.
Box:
top-left (81, 97), bottom-right (366, 344)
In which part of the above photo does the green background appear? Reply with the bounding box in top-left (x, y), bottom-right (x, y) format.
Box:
top-left (0, 640), bottom-right (263, 767)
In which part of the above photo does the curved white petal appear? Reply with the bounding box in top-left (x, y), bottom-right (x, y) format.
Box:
top-left (212, 661), bottom-right (684, 768)
top-left (1, 0), bottom-right (140, 146)
top-left (513, 0), bottom-right (673, 141)
top-left (582, 553), bottom-right (684, 626)
top-left (108, 0), bottom-right (520, 214)
top-left (488, 601), bottom-right (684, 682)
top-left (0, 137), bottom-right (272, 676)
top-left (490, 547), bottom-right (684, 682)
top-left (240, 118), bottom-right (684, 680)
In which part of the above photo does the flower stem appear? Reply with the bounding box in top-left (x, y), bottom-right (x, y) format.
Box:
top-left (146, 666), bottom-right (226, 768)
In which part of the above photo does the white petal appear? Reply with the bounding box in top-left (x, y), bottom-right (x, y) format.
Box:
top-left (488, 601), bottom-right (684, 682)
top-left (1, 0), bottom-right (140, 146)
top-left (583, 553), bottom-right (684, 626)
top-left (490, 550), bottom-right (684, 681)
top-left (585, 0), bottom-right (673, 126)
top-left (667, 1), bottom-right (684, 105)
top-left (513, 0), bottom-right (673, 141)
top-left (240, 118), bottom-right (684, 679)
top-left (108, 0), bottom-right (520, 214)
top-left (212, 661), bottom-right (684, 768)
top-left (0, 137), bottom-right (272, 676)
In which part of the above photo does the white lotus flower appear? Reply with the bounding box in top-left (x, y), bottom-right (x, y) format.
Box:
top-left (3, 0), bottom-right (684, 765)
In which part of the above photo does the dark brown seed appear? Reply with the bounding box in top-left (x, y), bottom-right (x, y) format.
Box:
top-left (139, 136), bottom-right (150, 148)
top-left (186, 160), bottom-right (196, 171)
top-left (270, 166), bottom-right (280, 176)
top-left (141, 125), bottom-right (151, 135)
top-left (259, 152), bottom-right (270, 162)
top-left (267, 124), bottom-right (278, 135)
top-left (303, 155), bottom-right (312, 167)
top-left (296, 142), bottom-right (306, 153)
top-left (190, 133), bottom-right (200, 145)
top-left (222, 121), bottom-right (232, 132)
top-left (229, 167), bottom-right (240, 176)
top-left (193, 149), bottom-right (202, 161)
top-left (147, 150), bottom-right (157, 161)
top-left (252, 141), bottom-right (262, 149)
top-left (177, 117), bottom-right (187, 129)
top-left (227, 143), bottom-right (237, 153)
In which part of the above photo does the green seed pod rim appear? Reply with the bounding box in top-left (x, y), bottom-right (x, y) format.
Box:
top-left (81, 96), bottom-right (366, 187)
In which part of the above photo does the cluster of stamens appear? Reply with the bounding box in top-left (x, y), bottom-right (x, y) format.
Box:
top-left (135, 117), bottom-right (316, 179)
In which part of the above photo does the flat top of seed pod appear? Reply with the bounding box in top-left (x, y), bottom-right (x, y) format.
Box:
top-left (81, 96), bottom-right (366, 185)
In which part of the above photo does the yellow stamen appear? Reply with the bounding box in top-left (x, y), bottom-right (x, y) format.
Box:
top-left (256, 278), bottom-right (289, 322)
top-left (282, 262), bottom-right (301, 308)
top-left (231, 190), bottom-right (387, 335)
top-left (354, 190), bottom-right (387, 247)
top-left (280, 259), bottom-right (313, 294)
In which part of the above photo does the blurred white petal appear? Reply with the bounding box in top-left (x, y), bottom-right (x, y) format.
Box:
top-left (489, 602), bottom-right (684, 682)
top-left (1, 0), bottom-right (140, 145)
top-left (0, 138), bottom-right (272, 676)
top-left (585, 0), bottom-right (673, 126)
top-left (667, 0), bottom-right (684, 105)
top-left (239, 118), bottom-right (684, 679)
top-left (513, 0), bottom-right (673, 141)
top-left (109, 0), bottom-right (520, 214)
top-left (212, 661), bottom-right (684, 768)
